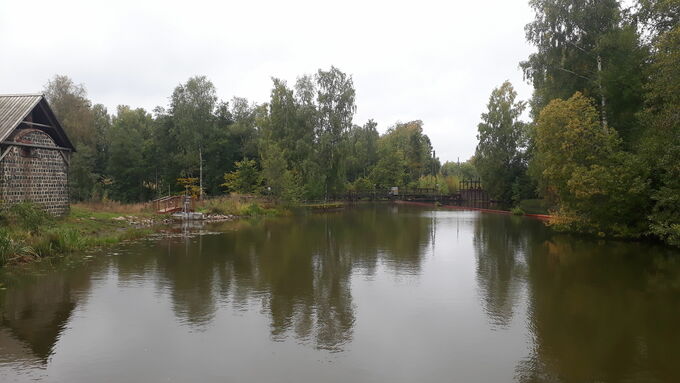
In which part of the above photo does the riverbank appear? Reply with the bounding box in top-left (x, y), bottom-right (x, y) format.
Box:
top-left (0, 196), bottom-right (287, 268)
top-left (0, 202), bottom-right (161, 267)
top-left (0, 197), bottom-right (551, 269)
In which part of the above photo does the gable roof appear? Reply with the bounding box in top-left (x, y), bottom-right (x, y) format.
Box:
top-left (0, 94), bottom-right (75, 151)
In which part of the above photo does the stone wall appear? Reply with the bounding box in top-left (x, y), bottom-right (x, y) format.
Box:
top-left (0, 129), bottom-right (69, 216)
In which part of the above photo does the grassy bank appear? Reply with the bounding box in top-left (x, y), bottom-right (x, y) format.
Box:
top-left (0, 195), bottom-right (341, 267)
top-left (0, 202), bottom-right (159, 267)
top-left (0, 196), bottom-right (289, 267)
top-left (196, 195), bottom-right (288, 217)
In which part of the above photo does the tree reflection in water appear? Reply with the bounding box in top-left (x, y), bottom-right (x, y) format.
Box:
top-left (473, 214), bottom-right (540, 328)
top-left (0, 265), bottom-right (93, 364)
top-left (472, 214), bottom-right (680, 382)
top-left (2, 206), bottom-right (680, 382)
top-left (113, 204), bottom-right (434, 351)
top-left (515, 236), bottom-right (680, 383)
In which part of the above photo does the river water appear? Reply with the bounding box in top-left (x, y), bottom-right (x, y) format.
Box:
top-left (1, 204), bottom-right (679, 382)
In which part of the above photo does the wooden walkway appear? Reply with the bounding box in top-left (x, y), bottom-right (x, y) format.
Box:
top-left (153, 195), bottom-right (194, 214)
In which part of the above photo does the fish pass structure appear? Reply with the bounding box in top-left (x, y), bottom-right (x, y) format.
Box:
top-left (0, 94), bottom-right (75, 215)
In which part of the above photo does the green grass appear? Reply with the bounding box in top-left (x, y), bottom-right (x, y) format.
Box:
top-left (0, 196), bottom-right (291, 268)
top-left (0, 202), bottom-right (161, 267)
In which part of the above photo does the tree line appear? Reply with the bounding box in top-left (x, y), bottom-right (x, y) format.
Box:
top-left (473, 0), bottom-right (679, 245)
top-left (44, 67), bottom-right (454, 205)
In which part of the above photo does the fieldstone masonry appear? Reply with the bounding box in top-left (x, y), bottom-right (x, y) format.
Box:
top-left (0, 128), bottom-right (69, 215)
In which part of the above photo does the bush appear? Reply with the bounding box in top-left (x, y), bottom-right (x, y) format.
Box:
top-left (239, 203), bottom-right (264, 217)
top-left (9, 202), bottom-right (51, 233)
top-left (199, 196), bottom-right (246, 215)
top-left (511, 206), bottom-right (525, 216)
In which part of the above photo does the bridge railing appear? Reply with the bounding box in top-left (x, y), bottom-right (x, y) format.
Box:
top-left (152, 195), bottom-right (195, 214)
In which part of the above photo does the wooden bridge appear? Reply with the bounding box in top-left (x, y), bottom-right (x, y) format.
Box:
top-left (153, 195), bottom-right (195, 214)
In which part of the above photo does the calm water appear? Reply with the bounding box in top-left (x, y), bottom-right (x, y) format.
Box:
top-left (1, 204), bottom-right (680, 382)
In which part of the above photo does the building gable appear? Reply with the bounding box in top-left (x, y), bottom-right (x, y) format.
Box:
top-left (0, 94), bottom-right (76, 152)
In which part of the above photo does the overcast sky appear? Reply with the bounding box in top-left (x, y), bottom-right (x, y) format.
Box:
top-left (0, 0), bottom-right (535, 162)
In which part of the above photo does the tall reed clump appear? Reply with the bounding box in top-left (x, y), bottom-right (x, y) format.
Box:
top-left (33, 228), bottom-right (87, 256)
top-left (0, 228), bottom-right (36, 266)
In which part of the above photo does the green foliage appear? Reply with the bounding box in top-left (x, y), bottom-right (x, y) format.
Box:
top-left (39, 228), bottom-right (86, 255)
top-left (350, 177), bottom-right (374, 193)
top-left (521, 0), bottom-right (647, 145)
top-left (475, 81), bottom-right (530, 206)
top-left (511, 206), bottom-right (525, 216)
top-left (107, 106), bottom-right (156, 202)
top-left (42, 69), bottom-right (444, 206)
top-left (199, 196), bottom-right (283, 216)
top-left (8, 202), bottom-right (51, 233)
top-left (222, 159), bottom-right (262, 194)
top-left (281, 170), bottom-right (305, 203)
top-left (441, 159), bottom-right (478, 179)
top-left (260, 141), bottom-right (288, 197)
top-left (416, 175), bottom-right (459, 194)
top-left (370, 148), bottom-right (407, 189)
top-left (516, 0), bottom-right (680, 245)
top-left (44, 75), bottom-right (102, 201)
top-left (378, 121), bottom-right (439, 182)
top-left (346, 120), bottom-right (380, 181)
top-left (239, 203), bottom-right (265, 217)
top-left (533, 92), bottom-right (649, 237)
top-left (176, 177), bottom-right (201, 198)
top-left (316, 66), bottom-right (357, 197)
top-left (638, 24), bottom-right (680, 246)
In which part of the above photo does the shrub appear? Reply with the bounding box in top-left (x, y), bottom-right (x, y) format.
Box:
top-left (511, 206), bottom-right (525, 216)
top-left (9, 202), bottom-right (51, 233)
top-left (240, 203), bottom-right (264, 217)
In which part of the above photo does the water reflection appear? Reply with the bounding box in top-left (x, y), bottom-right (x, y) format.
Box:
top-left (473, 215), bottom-right (542, 328)
top-left (515, 237), bottom-right (680, 383)
top-left (108, 205), bottom-right (435, 350)
top-left (471, 214), bottom-right (680, 382)
top-left (2, 205), bottom-right (680, 382)
top-left (0, 267), bottom-right (92, 364)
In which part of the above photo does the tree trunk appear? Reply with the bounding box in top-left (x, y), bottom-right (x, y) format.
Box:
top-left (597, 54), bottom-right (608, 129)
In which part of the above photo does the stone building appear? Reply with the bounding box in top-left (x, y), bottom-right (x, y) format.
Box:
top-left (0, 94), bottom-right (75, 215)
